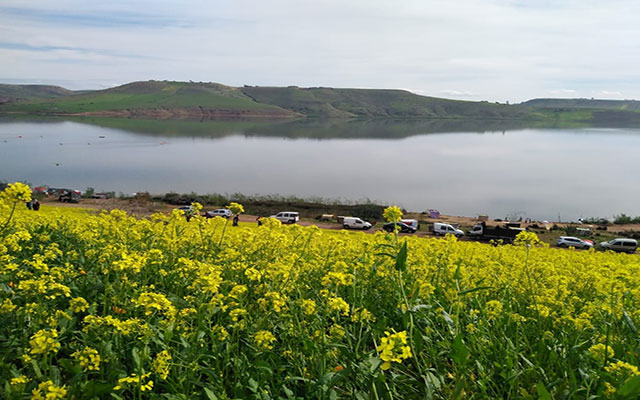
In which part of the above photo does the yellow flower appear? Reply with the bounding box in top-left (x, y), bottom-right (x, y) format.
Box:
top-left (29, 329), bottom-right (60, 356)
top-left (31, 380), bottom-right (66, 400)
top-left (114, 373), bottom-right (153, 391)
top-left (588, 343), bottom-right (614, 363)
top-left (1, 181), bottom-right (32, 203)
top-left (327, 297), bottom-right (350, 316)
top-left (72, 347), bottom-right (102, 371)
top-left (605, 360), bottom-right (640, 380)
top-left (376, 330), bottom-right (412, 370)
top-left (212, 325), bottom-right (229, 341)
top-left (514, 231), bottom-right (541, 247)
top-left (253, 330), bottom-right (277, 350)
top-left (301, 299), bottom-right (316, 316)
top-left (152, 350), bottom-right (172, 380)
top-left (383, 206), bottom-right (403, 223)
top-left (10, 375), bottom-right (29, 385)
top-left (227, 202), bottom-right (244, 215)
top-left (484, 300), bottom-right (503, 320)
top-left (69, 297), bottom-right (89, 313)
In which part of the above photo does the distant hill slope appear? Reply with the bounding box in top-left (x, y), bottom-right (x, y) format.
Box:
top-left (0, 81), bottom-right (299, 118)
top-left (522, 98), bottom-right (640, 111)
top-left (3, 80), bottom-right (640, 122)
top-left (0, 84), bottom-right (77, 104)
top-left (241, 86), bottom-right (532, 118)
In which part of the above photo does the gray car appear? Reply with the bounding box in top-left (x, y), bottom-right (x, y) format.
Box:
top-left (599, 238), bottom-right (638, 254)
top-left (556, 236), bottom-right (592, 250)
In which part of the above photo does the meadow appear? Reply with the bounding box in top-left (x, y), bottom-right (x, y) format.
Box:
top-left (1, 183), bottom-right (640, 399)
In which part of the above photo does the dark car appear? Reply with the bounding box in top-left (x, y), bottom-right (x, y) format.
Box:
top-left (383, 222), bottom-right (416, 233)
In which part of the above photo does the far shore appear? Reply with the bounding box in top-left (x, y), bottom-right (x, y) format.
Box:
top-left (40, 197), bottom-right (640, 250)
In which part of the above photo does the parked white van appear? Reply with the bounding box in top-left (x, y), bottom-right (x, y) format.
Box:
top-left (599, 238), bottom-right (638, 254)
top-left (205, 208), bottom-right (232, 218)
top-left (342, 217), bottom-right (372, 230)
top-left (433, 222), bottom-right (464, 237)
top-left (270, 211), bottom-right (300, 224)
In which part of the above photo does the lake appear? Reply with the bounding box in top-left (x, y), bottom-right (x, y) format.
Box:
top-left (1, 117), bottom-right (639, 221)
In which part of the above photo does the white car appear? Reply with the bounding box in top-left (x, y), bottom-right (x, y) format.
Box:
top-left (342, 217), bottom-right (372, 230)
top-left (556, 236), bottom-right (592, 249)
top-left (270, 211), bottom-right (300, 224)
top-left (599, 238), bottom-right (638, 254)
top-left (433, 222), bottom-right (464, 237)
top-left (205, 209), bottom-right (232, 218)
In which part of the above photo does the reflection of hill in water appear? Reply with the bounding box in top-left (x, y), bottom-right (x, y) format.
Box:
top-left (1, 115), bottom-right (633, 139)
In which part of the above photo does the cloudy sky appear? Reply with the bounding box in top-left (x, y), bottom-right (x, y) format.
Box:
top-left (1, 0), bottom-right (639, 102)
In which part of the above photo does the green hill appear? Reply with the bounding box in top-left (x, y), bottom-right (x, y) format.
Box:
top-left (0, 84), bottom-right (77, 104)
top-left (3, 80), bottom-right (640, 123)
top-left (521, 98), bottom-right (640, 111)
top-left (0, 81), bottom-right (299, 118)
top-left (241, 86), bottom-right (533, 118)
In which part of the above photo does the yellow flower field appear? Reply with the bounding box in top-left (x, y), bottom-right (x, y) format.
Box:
top-left (1, 183), bottom-right (640, 399)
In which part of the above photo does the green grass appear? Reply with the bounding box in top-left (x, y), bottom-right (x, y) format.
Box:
top-left (241, 86), bottom-right (535, 118)
top-left (0, 81), bottom-right (294, 115)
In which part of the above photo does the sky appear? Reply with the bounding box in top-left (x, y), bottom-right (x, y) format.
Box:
top-left (1, 0), bottom-right (639, 103)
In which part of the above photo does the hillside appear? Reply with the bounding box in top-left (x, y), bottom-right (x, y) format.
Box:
top-left (2, 80), bottom-right (640, 122)
top-left (522, 98), bottom-right (640, 111)
top-left (241, 86), bottom-right (533, 118)
top-left (0, 81), bottom-right (299, 118)
top-left (0, 84), bottom-right (77, 104)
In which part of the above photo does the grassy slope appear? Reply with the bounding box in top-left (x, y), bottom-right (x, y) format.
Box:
top-left (522, 98), bottom-right (640, 111)
top-left (241, 86), bottom-right (535, 118)
top-left (0, 81), bottom-right (295, 115)
top-left (3, 81), bottom-right (640, 123)
top-left (0, 84), bottom-right (77, 103)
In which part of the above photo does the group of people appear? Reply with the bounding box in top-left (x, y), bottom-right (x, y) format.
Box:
top-left (26, 199), bottom-right (40, 211)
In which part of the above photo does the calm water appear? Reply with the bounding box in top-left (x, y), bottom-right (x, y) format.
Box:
top-left (1, 117), bottom-right (639, 221)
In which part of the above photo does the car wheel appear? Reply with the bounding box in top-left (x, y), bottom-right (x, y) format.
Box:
top-left (343, 225), bottom-right (349, 229)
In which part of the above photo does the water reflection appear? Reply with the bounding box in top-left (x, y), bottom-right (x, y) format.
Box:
top-left (1, 116), bottom-right (639, 221)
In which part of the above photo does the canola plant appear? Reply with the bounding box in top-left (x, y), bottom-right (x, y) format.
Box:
top-left (1, 183), bottom-right (640, 399)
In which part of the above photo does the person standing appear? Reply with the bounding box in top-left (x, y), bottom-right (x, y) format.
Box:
top-left (233, 214), bottom-right (239, 226)
top-left (32, 199), bottom-right (40, 211)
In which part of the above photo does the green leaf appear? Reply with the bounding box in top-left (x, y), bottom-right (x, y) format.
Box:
top-left (375, 252), bottom-right (397, 259)
top-left (617, 375), bottom-right (640, 398)
top-left (203, 387), bottom-right (219, 400)
top-left (452, 375), bottom-right (466, 399)
top-left (395, 241), bottom-right (408, 271)
top-left (248, 378), bottom-right (259, 393)
top-left (132, 347), bottom-right (141, 369)
top-left (451, 333), bottom-right (469, 367)
top-left (623, 309), bottom-right (639, 338)
top-left (535, 383), bottom-right (552, 400)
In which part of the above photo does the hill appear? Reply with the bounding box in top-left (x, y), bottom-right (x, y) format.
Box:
top-left (241, 86), bottom-right (532, 118)
top-left (0, 84), bottom-right (77, 104)
top-left (521, 98), bottom-right (640, 111)
top-left (2, 80), bottom-right (640, 122)
top-left (0, 81), bottom-right (299, 118)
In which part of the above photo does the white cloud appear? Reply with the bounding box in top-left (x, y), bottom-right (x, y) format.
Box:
top-left (550, 89), bottom-right (577, 95)
top-left (440, 90), bottom-right (477, 97)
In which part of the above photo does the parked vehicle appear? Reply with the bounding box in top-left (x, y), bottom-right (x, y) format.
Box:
top-left (599, 238), bottom-right (638, 254)
top-left (270, 211), bottom-right (300, 224)
top-left (383, 221), bottom-right (416, 233)
top-left (467, 222), bottom-right (523, 243)
top-left (556, 236), bottom-right (593, 249)
top-left (343, 217), bottom-right (372, 230)
top-left (400, 219), bottom-right (419, 231)
top-left (433, 222), bottom-right (464, 237)
top-left (56, 189), bottom-right (81, 203)
top-left (205, 209), bottom-right (232, 218)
